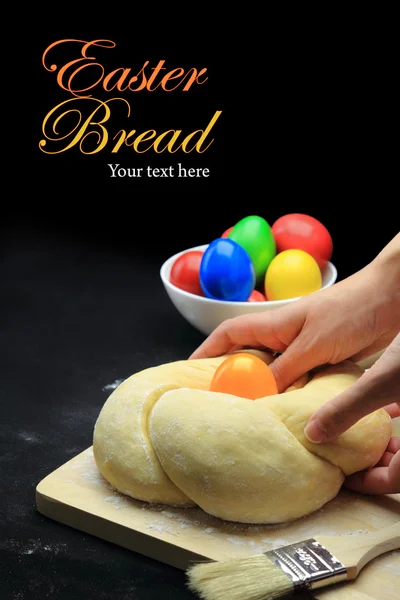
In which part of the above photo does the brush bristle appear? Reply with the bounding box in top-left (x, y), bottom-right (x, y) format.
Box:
top-left (186, 554), bottom-right (294, 600)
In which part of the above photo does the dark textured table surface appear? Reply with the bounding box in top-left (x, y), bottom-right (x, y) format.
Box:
top-left (1, 224), bottom-right (207, 600)
top-left (2, 217), bottom-right (398, 600)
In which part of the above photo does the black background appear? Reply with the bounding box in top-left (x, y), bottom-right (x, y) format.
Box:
top-left (2, 25), bottom-right (398, 600)
top-left (31, 34), bottom-right (225, 194)
top-left (15, 27), bottom-right (398, 275)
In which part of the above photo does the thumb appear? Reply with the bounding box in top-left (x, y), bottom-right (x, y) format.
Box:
top-left (304, 337), bottom-right (400, 443)
top-left (269, 336), bottom-right (324, 393)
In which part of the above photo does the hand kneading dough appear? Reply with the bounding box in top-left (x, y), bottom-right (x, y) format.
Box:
top-left (93, 351), bottom-right (392, 524)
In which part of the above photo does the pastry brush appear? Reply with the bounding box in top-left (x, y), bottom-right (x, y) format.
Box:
top-left (186, 521), bottom-right (400, 600)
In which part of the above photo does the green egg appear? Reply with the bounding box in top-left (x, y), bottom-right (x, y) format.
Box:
top-left (228, 215), bottom-right (276, 282)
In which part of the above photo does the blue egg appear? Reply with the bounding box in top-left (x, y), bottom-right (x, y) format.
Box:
top-left (200, 238), bottom-right (255, 301)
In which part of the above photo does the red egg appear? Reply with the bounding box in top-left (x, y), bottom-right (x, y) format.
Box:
top-left (170, 251), bottom-right (204, 296)
top-left (272, 214), bottom-right (333, 269)
top-left (248, 289), bottom-right (267, 302)
top-left (221, 226), bottom-right (234, 238)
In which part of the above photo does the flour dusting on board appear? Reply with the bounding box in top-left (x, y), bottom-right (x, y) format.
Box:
top-left (65, 447), bottom-right (400, 571)
top-left (148, 520), bottom-right (174, 534)
top-left (104, 495), bottom-right (129, 510)
top-left (226, 536), bottom-right (245, 547)
top-left (67, 447), bottom-right (116, 492)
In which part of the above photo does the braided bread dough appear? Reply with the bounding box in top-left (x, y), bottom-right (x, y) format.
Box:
top-left (93, 351), bottom-right (391, 524)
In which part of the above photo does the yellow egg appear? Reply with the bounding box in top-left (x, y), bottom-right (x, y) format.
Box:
top-left (265, 249), bottom-right (322, 300)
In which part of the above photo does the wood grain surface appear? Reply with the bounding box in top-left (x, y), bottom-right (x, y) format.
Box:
top-left (37, 419), bottom-right (400, 600)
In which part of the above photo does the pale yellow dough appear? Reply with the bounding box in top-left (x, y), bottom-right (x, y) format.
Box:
top-left (93, 351), bottom-right (392, 524)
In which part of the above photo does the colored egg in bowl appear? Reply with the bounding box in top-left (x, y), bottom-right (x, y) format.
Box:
top-left (160, 243), bottom-right (338, 336)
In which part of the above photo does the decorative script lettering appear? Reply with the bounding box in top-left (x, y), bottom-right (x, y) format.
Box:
top-left (39, 39), bottom-right (222, 155)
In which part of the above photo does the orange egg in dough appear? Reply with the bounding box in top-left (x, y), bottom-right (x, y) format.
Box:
top-left (209, 353), bottom-right (278, 400)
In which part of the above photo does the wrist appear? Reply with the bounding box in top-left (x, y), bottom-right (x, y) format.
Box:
top-left (341, 239), bottom-right (400, 343)
top-left (369, 233), bottom-right (400, 299)
top-left (368, 247), bottom-right (400, 324)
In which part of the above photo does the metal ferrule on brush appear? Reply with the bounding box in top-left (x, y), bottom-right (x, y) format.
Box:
top-left (265, 539), bottom-right (348, 592)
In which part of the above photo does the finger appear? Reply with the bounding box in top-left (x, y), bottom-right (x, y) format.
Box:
top-left (384, 403), bottom-right (400, 418)
top-left (189, 308), bottom-right (303, 360)
top-left (268, 337), bottom-right (327, 393)
top-left (387, 437), bottom-right (400, 454)
top-left (376, 452), bottom-right (394, 467)
top-left (189, 317), bottom-right (283, 359)
top-left (305, 341), bottom-right (400, 443)
top-left (230, 344), bottom-right (250, 354)
top-left (189, 322), bottom-right (262, 360)
top-left (345, 467), bottom-right (389, 494)
top-left (345, 451), bottom-right (400, 494)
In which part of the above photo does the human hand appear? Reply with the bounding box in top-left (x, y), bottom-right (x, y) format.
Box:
top-left (304, 334), bottom-right (400, 494)
top-left (344, 437), bottom-right (400, 495)
top-left (190, 256), bottom-right (400, 393)
top-left (190, 234), bottom-right (400, 494)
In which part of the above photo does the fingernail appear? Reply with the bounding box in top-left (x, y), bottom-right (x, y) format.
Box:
top-left (304, 418), bottom-right (327, 443)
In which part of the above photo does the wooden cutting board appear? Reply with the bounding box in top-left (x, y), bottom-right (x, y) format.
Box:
top-left (37, 430), bottom-right (400, 600)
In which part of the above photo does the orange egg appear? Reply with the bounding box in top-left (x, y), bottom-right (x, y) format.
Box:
top-left (209, 353), bottom-right (278, 400)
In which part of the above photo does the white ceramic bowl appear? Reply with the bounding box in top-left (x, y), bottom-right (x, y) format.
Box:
top-left (160, 244), bottom-right (338, 336)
